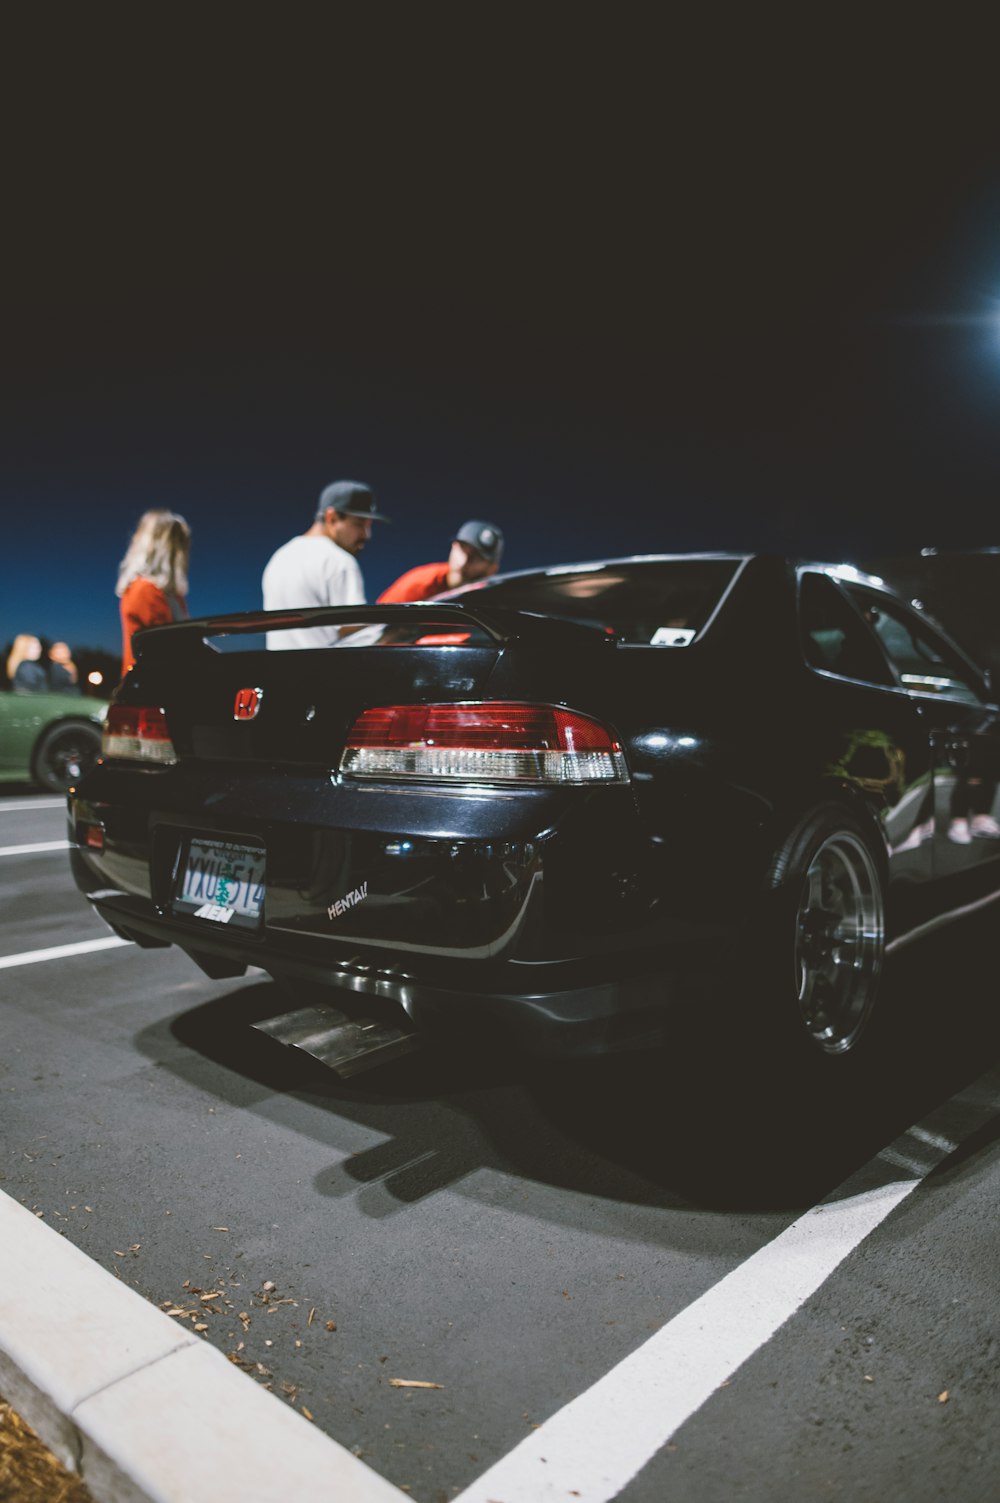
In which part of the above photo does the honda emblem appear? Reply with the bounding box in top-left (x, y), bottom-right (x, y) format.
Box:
top-left (234, 686), bottom-right (263, 721)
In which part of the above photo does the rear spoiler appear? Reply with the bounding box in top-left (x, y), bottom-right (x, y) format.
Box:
top-left (132, 601), bottom-right (619, 659)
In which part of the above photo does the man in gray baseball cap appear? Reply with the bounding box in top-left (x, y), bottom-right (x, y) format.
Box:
top-left (378, 519), bottom-right (504, 603)
top-left (314, 480), bottom-right (391, 525)
top-left (262, 479), bottom-right (391, 648)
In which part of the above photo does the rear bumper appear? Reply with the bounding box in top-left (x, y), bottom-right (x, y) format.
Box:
top-left (72, 854), bottom-right (731, 1058)
top-left (68, 764), bottom-right (737, 1057)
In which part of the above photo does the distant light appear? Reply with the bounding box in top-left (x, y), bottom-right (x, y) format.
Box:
top-left (87, 671), bottom-right (104, 686)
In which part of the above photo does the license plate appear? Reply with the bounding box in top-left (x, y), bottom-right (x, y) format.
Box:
top-left (175, 838), bottom-right (266, 928)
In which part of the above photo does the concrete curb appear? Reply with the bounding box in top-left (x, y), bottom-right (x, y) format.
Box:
top-left (0, 1190), bottom-right (404, 1502)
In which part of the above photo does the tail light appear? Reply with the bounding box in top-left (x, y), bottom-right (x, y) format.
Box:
top-left (339, 703), bottom-right (628, 784)
top-left (77, 821), bottom-right (105, 852)
top-left (102, 705), bottom-right (177, 764)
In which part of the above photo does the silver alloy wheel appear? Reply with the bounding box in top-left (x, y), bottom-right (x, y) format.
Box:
top-left (793, 829), bottom-right (884, 1054)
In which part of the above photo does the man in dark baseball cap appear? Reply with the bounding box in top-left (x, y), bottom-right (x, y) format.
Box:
top-left (315, 480), bottom-right (391, 524)
top-left (262, 478), bottom-right (391, 648)
top-left (378, 518), bottom-right (504, 603)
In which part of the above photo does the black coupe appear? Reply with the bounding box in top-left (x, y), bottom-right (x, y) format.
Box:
top-left (68, 554), bottom-right (1000, 1072)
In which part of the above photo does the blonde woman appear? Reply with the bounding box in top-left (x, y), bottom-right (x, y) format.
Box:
top-left (116, 510), bottom-right (191, 675)
top-left (6, 634), bottom-right (48, 692)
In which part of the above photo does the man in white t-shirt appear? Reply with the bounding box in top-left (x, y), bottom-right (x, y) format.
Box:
top-left (262, 480), bottom-right (391, 649)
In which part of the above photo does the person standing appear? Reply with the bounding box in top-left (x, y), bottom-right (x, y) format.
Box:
top-left (116, 509), bottom-right (191, 676)
top-left (48, 641), bottom-right (80, 693)
top-left (6, 634), bottom-right (48, 692)
top-left (262, 480), bottom-right (390, 649)
top-left (377, 520), bottom-right (504, 603)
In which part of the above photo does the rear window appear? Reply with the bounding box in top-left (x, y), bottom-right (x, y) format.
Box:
top-left (454, 558), bottom-right (744, 646)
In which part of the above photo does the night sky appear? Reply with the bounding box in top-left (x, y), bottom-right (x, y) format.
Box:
top-left (4, 18), bottom-right (1000, 657)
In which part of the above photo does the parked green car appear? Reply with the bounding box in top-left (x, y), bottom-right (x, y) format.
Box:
top-left (0, 689), bottom-right (109, 791)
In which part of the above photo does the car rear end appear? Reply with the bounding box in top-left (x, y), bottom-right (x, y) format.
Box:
top-left (69, 571), bottom-right (749, 1058)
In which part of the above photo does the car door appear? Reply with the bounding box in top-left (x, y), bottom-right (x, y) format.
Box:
top-left (841, 582), bottom-right (1000, 881)
top-left (799, 571), bottom-right (935, 892)
top-left (0, 688), bottom-right (47, 777)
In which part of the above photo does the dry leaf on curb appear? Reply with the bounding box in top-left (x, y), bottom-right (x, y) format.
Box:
top-left (193, 1323), bottom-right (208, 1332)
top-left (200, 1292), bottom-right (224, 1302)
top-left (325, 1321), bottom-right (337, 1332)
top-left (301, 1407), bottom-right (314, 1421)
top-left (938, 1390), bottom-right (950, 1403)
top-left (262, 1280), bottom-right (276, 1292)
top-left (388, 1379), bottom-right (443, 1390)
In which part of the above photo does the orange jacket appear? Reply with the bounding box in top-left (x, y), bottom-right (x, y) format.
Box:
top-left (377, 562), bottom-right (450, 603)
top-left (120, 578), bottom-right (187, 675)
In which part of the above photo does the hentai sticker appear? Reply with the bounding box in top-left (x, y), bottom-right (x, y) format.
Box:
top-left (327, 881), bottom-right (369, 920)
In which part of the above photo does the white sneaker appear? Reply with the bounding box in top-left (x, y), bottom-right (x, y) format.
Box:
top-left (949, 819), bottom-right (972, 845)
top-left (895, 820), bottom-right (933, 852)
top-left (971, 814), bottom-right (1000, 839)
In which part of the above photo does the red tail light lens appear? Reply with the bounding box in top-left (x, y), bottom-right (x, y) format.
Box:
top-left (78, 821), bottom-right (105, 851)
top-left (102, 705), bottom-right (177, 764)
top-left (340, 703), bottom-right (628, 784)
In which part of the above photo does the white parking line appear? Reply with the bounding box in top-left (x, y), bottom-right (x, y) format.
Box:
top-left (0, 798), bottom-right (64, 811)
top-left (0, 840), bottom-right (71, 856)
top-left (0, 937), bottom-right (130, 970)
top-left (454, 1067), bottom-right (1000, 1503)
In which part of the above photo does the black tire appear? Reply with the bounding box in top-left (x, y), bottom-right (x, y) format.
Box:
top-left (31, 720), bottom-right (102, 793)
top-left (760, 803), bottom-right (887, 1063)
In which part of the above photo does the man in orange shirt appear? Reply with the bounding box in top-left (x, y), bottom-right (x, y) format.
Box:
top-left (378, 520), bottom-right (504, 603)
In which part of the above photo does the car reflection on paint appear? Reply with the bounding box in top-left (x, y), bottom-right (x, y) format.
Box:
top-left (67, 554), bottom-right (1000, 1076)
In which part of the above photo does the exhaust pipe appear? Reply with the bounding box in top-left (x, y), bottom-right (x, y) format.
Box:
top-left (251, 1000), bottom-right (420, 1077)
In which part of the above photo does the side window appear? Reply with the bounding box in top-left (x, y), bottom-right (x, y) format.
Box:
top-left (844, 586), bottom-right (986, 704)
top-left (799, 573), bottom-right (893, 685)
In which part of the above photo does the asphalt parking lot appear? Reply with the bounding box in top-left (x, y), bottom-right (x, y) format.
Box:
top-left (1, 788), bottom-right (998, 1502)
